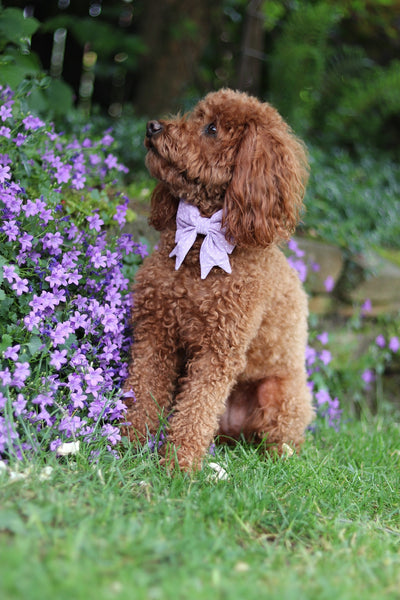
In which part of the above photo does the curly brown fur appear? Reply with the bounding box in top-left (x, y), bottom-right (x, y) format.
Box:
top-left (123, 88), bottom-right (314, 471)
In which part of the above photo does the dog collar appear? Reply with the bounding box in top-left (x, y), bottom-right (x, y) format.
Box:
top-left (169, 199), bottom-right (235, 279)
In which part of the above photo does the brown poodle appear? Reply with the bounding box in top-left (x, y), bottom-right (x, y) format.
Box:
top-left (123, 88), bottom-right (314, 471)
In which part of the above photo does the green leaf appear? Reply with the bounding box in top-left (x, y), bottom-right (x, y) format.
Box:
top-left (0, 333), bottom-right (13, 353)
top-left (27, 336), bottom-right (43, 357)
top-left (0, 8), bottom-right (40, 46)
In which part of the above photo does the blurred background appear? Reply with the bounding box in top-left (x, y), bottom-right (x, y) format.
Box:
top-left (1, 0), bottom-right (400, 152)
top-left (1, 0), bottom-right (400, 307)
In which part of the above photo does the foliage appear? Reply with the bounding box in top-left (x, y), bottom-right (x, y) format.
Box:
top-left (0, 84), bottom-right (147, 459)
top-left (323, 58), bottom-right (400, 146)
top-left (0, 4), bottom-right (73, 118)
top-left (269, 2), bottom-right (342, 133)
top-left (267, 1), bottom-right (400, 151)
top-left (302, 145), bottom-right (400, 254)
top-left (1, 415), bottom-right (400, 599)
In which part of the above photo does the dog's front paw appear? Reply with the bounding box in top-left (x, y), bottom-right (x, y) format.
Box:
top-left (160, 442), bottom-right (203, 473)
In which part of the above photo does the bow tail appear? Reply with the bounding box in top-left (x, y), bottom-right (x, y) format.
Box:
top-left (169, 229), bottom-right (197, 271)
top-left (199, 236), bottom-right (233, 279)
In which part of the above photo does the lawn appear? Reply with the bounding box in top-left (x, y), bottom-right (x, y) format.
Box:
top-left (1, 413), bottom-right (399, 600)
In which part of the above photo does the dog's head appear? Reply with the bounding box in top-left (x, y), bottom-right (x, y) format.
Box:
top-left (145, 88), bottom-right (308, 247)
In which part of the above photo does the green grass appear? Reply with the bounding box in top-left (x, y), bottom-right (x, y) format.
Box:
top-left (1, 415), bottom-right (400, 600)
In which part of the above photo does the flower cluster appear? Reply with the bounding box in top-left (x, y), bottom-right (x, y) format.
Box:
top-left (361, 333), bottom-right (400, 392)
top-left (287, 239), bottom-right (399, 430)
top-left (0, 86), bottom-right (146, 459)
top-left (287, 239), bottom-right (342, 429)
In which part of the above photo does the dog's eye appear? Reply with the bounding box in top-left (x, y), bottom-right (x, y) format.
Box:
top-left (204, 122), bottom-right (217, 137)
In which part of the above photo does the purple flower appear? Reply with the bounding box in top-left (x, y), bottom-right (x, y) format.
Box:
top-left (13, 133), bottom-right (27, 147)
top-left (375, 335), bottom-right (385, 348)
top-left (287, 239), bottom-right (305, 258)
top-left (389, 337), bottom-right (399, 353)
top-left (50, 321), bottom-right (73, 346)
top-left (0, 103), bottom-right (12, 121)
top-left (101, 423), bottom-right (121, 445)
top-left (42, 231), bottom-right (63, 254)
top-left (87, 214), bottom-right (104, 232)
top-left (23, 115), bottom-right (45, 130)
top-left (113, 203), bottom-right (128, 228)
top-left (362, 369), bottom-right (375, 391)
top-left (11, 277), bottom-right (29, 296)
top-left (317, 332), bottom-right (329, 345)
top-left (287, 256), bottom-right (307, 282)
top-left (324, 276), bottom-right (335, 293)
top-left (305, 345), bottom-right (317, 366)
top-left (88, 397), bottom-right (107, 419)
top-left (89, 154), bottom-right (101, 166)
top-left (24, 312), bottom-right (41, 331)
top-left (0, 164), bottom-right (11, 183)
top-left (101, 308), bottom-right (119, 333)
top-left (59, 415), bottom-right (85, 436)
top-left (90, 248), bottom-right (107, 268)
top-left (70, 311), bottom-right (89, 331)
top-left (55, 164), bottom-right (72, 184)
top-left (0, 126), bottom-right (11, 138)
top-left (0, 368), bottom-right (12, 386)
top-left (72, 173), bottom-right (86, 190)
top-left (23, 198), bottom-right (41, 217)
top-left (12, 361), bottom-right (31, 388)
top-left (50, 349), bottom-right (68, 370)
top-left (20, 233), bottom-right (33, 251)
top-left (13, 394), bottom-right (27, 416)
top-left (101, 133), bottom-right (114, 146)
top-left (3, 264), bottom-right (17, 282)
top-left (2, 219), bottom-right (19, 241)
top-left (71, 391), bottom-right (87, 409)
top-left (361, 298), bottom-right (372, 315)
top-left (84, 366), bottom-right (104, 389)
top-left (315, 389), bottom-right (331, 406)
top-left (104, 153), bottom-right (118, 169)
top-left (45, 265), bottom-right (69, 288)
top-left (319, 349), bottom-right (332, 366)
top-left (66, 270), bottom-right (82, 285)
top-left (4, 344), bottom-right (20, 361)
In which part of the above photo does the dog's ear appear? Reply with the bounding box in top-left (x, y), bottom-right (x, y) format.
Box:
top-left (223, 117), bottom-right (308, 248)
top-left (149, 183), bottom-right (178, 231)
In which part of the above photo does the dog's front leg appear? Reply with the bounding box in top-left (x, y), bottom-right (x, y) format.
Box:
top-left (123, 319), bottom-right (180, 444)
top-left (165, 348), bottom-right (247, 471)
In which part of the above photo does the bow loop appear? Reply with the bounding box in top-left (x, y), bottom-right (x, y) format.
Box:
top-left (169, 200), bottom-right (235, 279)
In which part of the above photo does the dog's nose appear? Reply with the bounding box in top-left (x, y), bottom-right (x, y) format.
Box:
top-left (146, 120), bottom-right (163, 138)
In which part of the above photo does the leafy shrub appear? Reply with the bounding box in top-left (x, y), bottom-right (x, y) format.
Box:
top-left (268, 1), bottom-right (400, 152)
top-left (302, 145), bottom-right (400, 254)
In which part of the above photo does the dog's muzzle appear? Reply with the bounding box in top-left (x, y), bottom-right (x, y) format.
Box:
top-left (146, 120), bottom-right (163, 138)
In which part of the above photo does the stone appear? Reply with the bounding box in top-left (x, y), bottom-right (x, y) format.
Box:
top-left (348, 250), bottom-right (400, 314)
top-left (295, 237), bottom-right (344, 294)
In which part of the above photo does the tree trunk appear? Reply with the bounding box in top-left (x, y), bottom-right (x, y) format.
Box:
top-left (133, 0), bottom-right (215, 117)
top-left (237, 0), bottom-right (265, 95)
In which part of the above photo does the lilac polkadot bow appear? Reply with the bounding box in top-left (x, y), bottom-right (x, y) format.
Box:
top-left (169, 199), bottom-right (235, 279)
